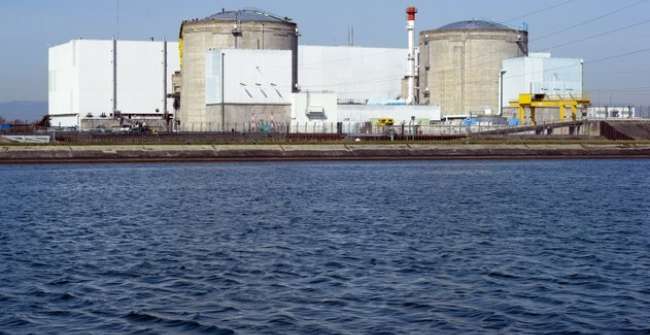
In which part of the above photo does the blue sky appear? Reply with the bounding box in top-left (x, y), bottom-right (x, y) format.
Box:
top-left (1, 0), bottom-right (650, 106)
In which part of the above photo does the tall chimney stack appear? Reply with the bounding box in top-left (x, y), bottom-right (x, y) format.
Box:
top-left (406, 6), bottom-right (418, 105)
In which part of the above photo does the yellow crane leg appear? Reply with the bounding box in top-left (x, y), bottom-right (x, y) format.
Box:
top-left (531, 107), bottom-right (537, 126)
top-left (559, 105), bottom-right (566, 121)
top-left (571, 105), bottom-right (578, 121)
top-left (517, 106), bottom-right (526, 125)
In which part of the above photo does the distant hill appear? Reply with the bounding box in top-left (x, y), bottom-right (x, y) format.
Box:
top-left (0, 101), bottom-right (47, 122)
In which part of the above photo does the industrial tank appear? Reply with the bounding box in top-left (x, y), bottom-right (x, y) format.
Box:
top-left (178, 9), bottom-right (299, 128)
top-left (418, 20), bottom-right (528, 117)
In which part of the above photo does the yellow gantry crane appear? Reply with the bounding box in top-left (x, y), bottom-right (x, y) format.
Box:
top-left (509, 94), bottom-right (591, 126)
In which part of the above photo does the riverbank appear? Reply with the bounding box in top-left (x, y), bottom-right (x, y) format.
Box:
top-left (1, 143), bottom-right (650, 164)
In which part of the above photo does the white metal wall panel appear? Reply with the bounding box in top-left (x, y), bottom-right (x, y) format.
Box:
top-left (205, 49), bottom-right (292, 105)
top-left (542, 58), bottom-right (582, 97)
top-left (48, 42), bottom-right (75, 117)
top-left (502, 54), bottom-right (583, 108)
top-left (75, 40), bottom-right (114, 118)
top-left (48, 39), bottom-right (182, 126)
top-left (525, 57), bottom-right (544, 93)
top-left (117, 41), bottom-right (163, 115)
top-left (502, 57), bottom-right (526, 107)
top-left (299, 46), bottom-right (408, 104)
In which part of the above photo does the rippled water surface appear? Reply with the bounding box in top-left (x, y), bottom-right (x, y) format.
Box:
top-left (1, 160), bottom-right (650, 334)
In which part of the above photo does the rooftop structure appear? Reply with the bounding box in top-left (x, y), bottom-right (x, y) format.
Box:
top-left (201, 9), bottom-right (293, 23)
top-left (436, 20), bottom-right (514, 31)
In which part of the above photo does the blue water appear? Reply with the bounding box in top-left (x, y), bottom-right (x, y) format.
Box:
top-left (1, 160), bottom-right (649, 334)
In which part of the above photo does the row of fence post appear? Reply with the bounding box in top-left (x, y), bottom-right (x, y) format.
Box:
top-left (176, 122), bottom-right (528, 136)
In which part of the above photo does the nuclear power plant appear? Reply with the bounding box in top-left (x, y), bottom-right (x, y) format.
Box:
top-left (48, 6), bottom-right (601, 132)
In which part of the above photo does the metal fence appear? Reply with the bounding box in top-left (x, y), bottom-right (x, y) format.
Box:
top-left (0, 119), bottom-right (611, 145)
top-left (177, 121), bottom-right (519, 137)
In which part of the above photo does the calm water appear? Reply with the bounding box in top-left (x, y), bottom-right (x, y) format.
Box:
top-left (1, 160), bottom-right (649, 334)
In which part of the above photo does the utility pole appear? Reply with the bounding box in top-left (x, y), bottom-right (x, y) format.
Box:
top-left (113, 39), bottom-right (118, 118)
top-left (115, 0), bottom-right (120, 39)
top-left (500, 70), bottom-right (507, 116)
top-left (221, 52), bottom-right (226, 132)
top-left (163, 40), bottom-right (168, 120)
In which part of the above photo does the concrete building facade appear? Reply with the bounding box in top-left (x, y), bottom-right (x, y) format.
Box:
top-left (419, 20), bottom-right (528, 117)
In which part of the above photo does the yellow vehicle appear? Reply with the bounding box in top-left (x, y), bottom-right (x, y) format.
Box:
top-left (375, 118), bottom-right (395, 127)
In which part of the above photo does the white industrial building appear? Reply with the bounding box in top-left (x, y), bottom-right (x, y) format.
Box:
top-left (48, 39), bottom-right (179, 128)
top-left (298, 45), bottom-right (408, 104)
top-left (587, 107), bottom-right (637, 119)
top-left (48, 40), bottom-right (411, 130)
top-left (290, 91), bottom-right (441, 133)
top-left (501, 53), bottom-right (583, 109)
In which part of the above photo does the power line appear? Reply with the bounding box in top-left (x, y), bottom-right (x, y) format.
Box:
top-left (393, 48), bottom-right (643, 95)
top-left (588, 46), bottom-right (650, 64)
top-left (393, 35), bottom-right (650, 97)
top-left (417, 47), bottom-right (650, 92)
top-left (417, 1), bottom-right (649, 82)
top-left (501, 0), bottom-right (578, 23)
top-left (589, 86), bottom-right (650, 92)
top-left (532, 0), bottom-right (650, 42)
top-left (302, 1), bottom-right (577, 69)
top-left (541, 17), bottom-right (650, 50)
top-left (296, 3), bottom-right (650, 101)
top-left (302, 1), bottom-right (646, 85)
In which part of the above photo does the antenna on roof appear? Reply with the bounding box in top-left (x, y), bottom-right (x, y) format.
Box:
top-left (115, 0), bottom-right (120, 39)
top-left (346, 25), bottom-right (355, 46)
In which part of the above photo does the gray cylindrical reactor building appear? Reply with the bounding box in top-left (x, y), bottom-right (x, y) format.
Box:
top-left (419, 20), bottom-right (528, 117)
top-left (178, 9), bottom-right (299, 128)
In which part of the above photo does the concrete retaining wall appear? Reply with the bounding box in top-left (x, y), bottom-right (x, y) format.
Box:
top-left (1, 144), bottom-right (649, 164)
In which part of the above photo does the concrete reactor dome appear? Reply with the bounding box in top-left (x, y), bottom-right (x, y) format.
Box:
top-left (436, 20), bottom-right (513, 32)
top-left (177, 8), bottom-right (299, 129)
top-left (418, 20), bottom-right (528, 117)
top-left (202, 9), bottom-right (294, 23)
